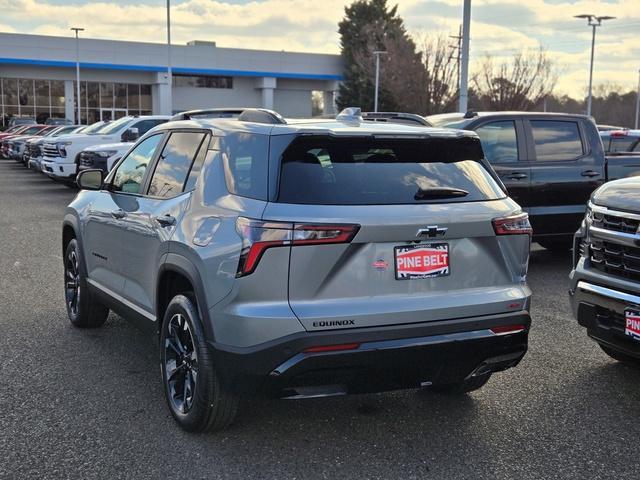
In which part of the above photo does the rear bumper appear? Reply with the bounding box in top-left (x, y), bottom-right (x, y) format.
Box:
top-left (570, 279), bottom-right (640, 359)
top-left (210, 311), bottom-right (531, 397)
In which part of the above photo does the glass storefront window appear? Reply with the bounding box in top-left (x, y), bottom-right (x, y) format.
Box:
top-left (100, 82), bottom-right (114, 109)
top-left (51, 81), bottom-right (65, 107)
top-left (87, 82), bottom-right (99, 108)
top-left (4, 79), bottom-right (18, 106)
top-left (140, 85), bottom-right (151, 110)
top-left (19, 79), bottom-right (34, 107)
top-left (128, 84), bottom-right (140, 110)
top-left (36, 81), bottom-right (50, 107)
top-left (115, 83), bottom-right (127, 109)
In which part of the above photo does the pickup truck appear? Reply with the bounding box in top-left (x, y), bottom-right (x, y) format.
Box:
top-left (426, 112), bottom-right (640, 251)
top-left (41, 115), bottom-right (169, 182)
top-left (570, 177), bottom-right (640, 366)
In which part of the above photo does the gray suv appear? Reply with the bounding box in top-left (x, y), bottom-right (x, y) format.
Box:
top-left (63, 108), bottom-right (533, 432)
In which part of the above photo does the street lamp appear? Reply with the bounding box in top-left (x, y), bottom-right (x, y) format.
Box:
top-left (166, 0), bottom-right (173, 114)
top-left (373, 50), bottom-right (387, 112)
top-left (635, 69), bottom-right (640, 129)
top-left (574, 14), bottom-right (615, 117)
top-left (70, 27), bottom-right (84, 124)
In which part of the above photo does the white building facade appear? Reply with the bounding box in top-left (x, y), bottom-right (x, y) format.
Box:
top-left (0, 33), bottom-right (343, 125)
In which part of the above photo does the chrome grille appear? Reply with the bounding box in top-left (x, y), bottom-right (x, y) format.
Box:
top-left (28, 143), bottom-right (42, 157)
top-left (43, 143), bottom-right (60, 158)
top-left (80, 151), bottom-right (96, 166)
top-left (592, 211), bottom-right (639, 234)
top-left (590, 239), bottom-right (640, 281)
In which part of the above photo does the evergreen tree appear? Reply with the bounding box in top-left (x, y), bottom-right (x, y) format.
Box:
top-left (337, 0), bottom-right (416, 111)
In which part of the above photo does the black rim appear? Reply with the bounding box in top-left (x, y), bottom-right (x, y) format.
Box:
top-left (65, 249), bottom-right (80, 316)
top-left (164, 313), bottom-right (198, 414)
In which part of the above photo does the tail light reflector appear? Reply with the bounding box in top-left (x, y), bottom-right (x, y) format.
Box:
top-left (303, 343), bottom-right (360, 353)
top-left (491, 324), bottom-right (527, 335)
top-left (493, 213), bottom-right (532, 236)
top-left (235, 217), bottom-right (359, 277)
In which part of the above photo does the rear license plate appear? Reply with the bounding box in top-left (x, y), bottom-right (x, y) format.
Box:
top-left (625, 309), bottom-right (640, 341)
top-left (394, 243), bottom-right (449, 280)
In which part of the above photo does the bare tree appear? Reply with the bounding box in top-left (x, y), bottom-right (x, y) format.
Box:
top-left (352, 31), bottom-right (458, 115)
top-left (473, 48), bottom-right (558, 111)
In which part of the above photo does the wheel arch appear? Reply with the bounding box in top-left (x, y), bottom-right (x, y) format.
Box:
top-left (157, 254), bottom-right (214, 342)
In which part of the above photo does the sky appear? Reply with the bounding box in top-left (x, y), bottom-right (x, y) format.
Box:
top-left (0, 0), bottom-right (637, 97)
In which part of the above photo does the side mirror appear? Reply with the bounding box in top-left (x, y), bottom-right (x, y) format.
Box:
top-left (121, 127), bottom-right (139, 142)
top-left (76, 169), bottom-right (104, 190)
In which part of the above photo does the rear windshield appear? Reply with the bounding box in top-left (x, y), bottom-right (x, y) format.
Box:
top-left (277, 136), bottom-right (505, 205)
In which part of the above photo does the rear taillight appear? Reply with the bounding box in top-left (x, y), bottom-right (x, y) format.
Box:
top-left (493, 213), bottom-right (532, 236)
top-left (303, 343), bottom-right (360, 353)
top-left (235, 217), bottom-right (359, 277)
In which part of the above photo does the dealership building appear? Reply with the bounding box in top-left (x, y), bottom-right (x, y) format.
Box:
top-left (0, 32), bottom-right (343, 125)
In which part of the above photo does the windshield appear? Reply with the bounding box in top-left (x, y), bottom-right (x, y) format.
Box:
top-left (22, 126), bottom-right (43, 135)
top-left (93, 117), bottom-right (133, 135)
top-left (277, 136), bottom-right (505, 205)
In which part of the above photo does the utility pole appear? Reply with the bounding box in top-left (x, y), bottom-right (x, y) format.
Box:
top-left (449, 25), bottom-right (462, 92)
top-left (574, 14), bottom-right (615, 117)
top-left (166, 0), bottom-right (173, 115)
top-left (459, 0), bottom-right (471, 113)
top-left (635, 68), bottom-right (640, 129)
top-left (373, 50), bottom-right (387, 112)
top-left (70, 27), bottom-right (84, 124)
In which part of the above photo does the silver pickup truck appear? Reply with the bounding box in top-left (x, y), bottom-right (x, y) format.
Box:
top-left (570, 176), bottom-right (640, 365)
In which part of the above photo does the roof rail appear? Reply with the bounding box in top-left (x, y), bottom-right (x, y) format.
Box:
top-left (361, 111), bottom-right (431, 127)
top-left (171, 108), bottom-right (286, 124)
top-left (463, 110), bottom-right (478, 119)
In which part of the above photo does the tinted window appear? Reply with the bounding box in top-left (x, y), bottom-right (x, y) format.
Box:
top-left (111, 134), bottom-right (163, 194)
top-left (607, 137), bottom-right (636, 153)
top-left (131, 119), bottom-right (167, 136)
top-left (277, 136), bottom-right (504, 205)
top-left (475, 121), bottom-right (519, 164)
top-left (531, 120), bottom-right (584, 161)
top-left (148, 132), bottom-right (206, 198)
top-left (222, 133), bottom-right (268, 200)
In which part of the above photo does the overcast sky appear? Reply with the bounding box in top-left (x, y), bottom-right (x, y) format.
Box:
top-left (0, 0), bottom-right (637, 97)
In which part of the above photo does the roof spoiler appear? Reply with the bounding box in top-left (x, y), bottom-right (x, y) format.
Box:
top-left (171, 108), bottom-right (286, 124)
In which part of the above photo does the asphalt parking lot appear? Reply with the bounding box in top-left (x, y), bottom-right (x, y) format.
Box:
top-left (1, 158), bottom-right (639, 480)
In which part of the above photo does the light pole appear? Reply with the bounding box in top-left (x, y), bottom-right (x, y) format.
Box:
top-left (574, 14), bottom-right (615, 117)
top-left (635, 69), bottom-right (640, 129)
top-left (373, 50), bottom-right (387, 112)
top-left (166, 0), bottom-right (173, 115)
top-left (459, 0), bottom-right (471, 113)
top-left (70, 27), bottom-right (84, 124)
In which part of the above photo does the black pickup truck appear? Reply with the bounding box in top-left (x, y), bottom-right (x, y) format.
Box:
top-left (426, 112), bottom-right (640, 251)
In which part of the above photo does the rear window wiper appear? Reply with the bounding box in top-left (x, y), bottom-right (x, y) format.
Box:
top-left (414, 187), bottom-right (469, 200)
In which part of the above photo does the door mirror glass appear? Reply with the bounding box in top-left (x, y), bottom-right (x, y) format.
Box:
top-left (77, 169), bottom-right (104, 190)
top-left (121, 127), bottom-right (139, 143)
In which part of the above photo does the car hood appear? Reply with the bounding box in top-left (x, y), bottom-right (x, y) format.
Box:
top-left (85, 141), bottom-right (132, 152)
top-left (592, 177), bottom-right (640, 212)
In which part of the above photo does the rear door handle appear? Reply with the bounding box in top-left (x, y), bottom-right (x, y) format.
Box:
top-left (155, 214), bottom-right (176, 227)
top-left (505, 172), bottom-right (528, 180)
top-left (110, 209), bottom-right (126, 219)
top-left (581, 170), bottom-right (601, 178)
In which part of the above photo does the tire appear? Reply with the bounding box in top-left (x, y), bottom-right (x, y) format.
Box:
top-left (160, 294), bottom-right (238, 432)
top-left (64, 238), bottom-right (109, 328)
top-left (430, 373), bottom-right (492, 394)
top-left (600, 344), bottom-right (640, 368)
top-left (538, 238), bottom-right (572, 252)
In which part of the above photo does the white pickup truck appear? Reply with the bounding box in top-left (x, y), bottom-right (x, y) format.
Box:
top-left (41, 115), bottom-right (169, 182)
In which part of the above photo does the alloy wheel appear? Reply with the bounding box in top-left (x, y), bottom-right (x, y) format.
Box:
top-left (164, 313), bottom-right (198, 414)
top-left (65, 250), bottom-right (80, 316)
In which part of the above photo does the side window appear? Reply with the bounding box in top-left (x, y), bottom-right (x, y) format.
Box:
top-left (609, 137), bottom-right (636, 153)
top-left (222, 132), bottom-right (269, 200)
top-left (132, 119), bottom-right (167, 136)
top-left (111, 134), bottom-right (163, 194)
top-left (475, 121), bottom-right (519, 164)
top-left (148, 131), bottom-right (206, 198)
top-left (632, 140), bottom-right (640, 153)
top-left (184, 135), bottom-right (210, 191)
top-left (530, 120), bottom-right (584, 161)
